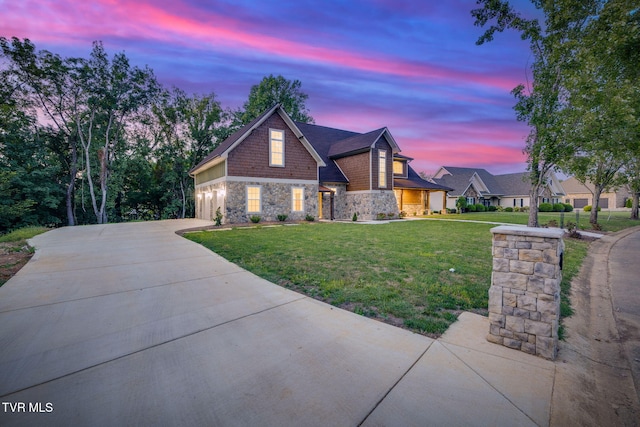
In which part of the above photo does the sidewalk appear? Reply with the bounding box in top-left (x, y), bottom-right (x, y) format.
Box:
top-left (0, 220), bottom-right (637, 426)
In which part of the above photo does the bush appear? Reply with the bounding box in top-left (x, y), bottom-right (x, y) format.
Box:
top-left (305, 214), bottom-right (315, 221)
top-left (474, 204), bottom-right (486, 212)
top-left (277, 214), bottom-right (288, 222)
top-left (399, 211), bottom-right (407, 218)
top-left (448, 208), bottom-right (456, 214)
top-left (505, 207), bottom-right (513, 212)
top-left (626, 198), bottom-right (633, 208)
top-left (552, 203), bottom-right (565, 212)
top-left (455, 196), bottom-right (468, 212)
top-left (352, 212), bottom-right (358, 221)
top-left (214, 207), bottom-right (223, 226)
top-left (563, 203), bottom-right (573, 212)
top-left (376, 213), bottom-right (387, 220)
top-left (539, 203), bottom-right (553, 212)
top-left (583, 205), bottom-right (600, 212)
top-left (387, 212), bottom-right (396, 219)
top-left (487, 206), bottom-right (497, 212)
top-left (250, 215), bottom-right (261, 223)
top-left (467, 204), bottom-right (477, 212)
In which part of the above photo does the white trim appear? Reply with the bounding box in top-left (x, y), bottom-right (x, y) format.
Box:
top-left (269, 128), bottom-right (285, 167)
top-left (275, 108), bottom-right (326, 167)
top-left (379, 149), bottom-right (387, 189)
top-left (345, 189), bottom-right (395, 195)
top-left (227, 176), bottom-right (318, 185)
top-left (246, 185), bottom-right (262, 214)
top-left (291, 187), bottom-right (305, 212)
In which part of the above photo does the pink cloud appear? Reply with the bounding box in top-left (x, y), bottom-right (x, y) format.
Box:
top-left (1, 0), bottom-right (520, 92)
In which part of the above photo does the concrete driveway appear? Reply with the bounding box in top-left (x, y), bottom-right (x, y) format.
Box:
top-left (0, 220), bottom-right (556, 426)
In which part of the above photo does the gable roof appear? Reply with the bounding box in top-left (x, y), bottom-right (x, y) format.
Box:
top-left (493, 172), bottom-right (531, 196)
top-left (294, 122), bottom-right (359, 183)
top-left (394, 165), bottom-right (453, 191)
top-left (190, 105), bottom-right (325, 176)
top-left (433, 166), bottom-right (503, 196)
top-left (327, 127), bottom-right (400, 158)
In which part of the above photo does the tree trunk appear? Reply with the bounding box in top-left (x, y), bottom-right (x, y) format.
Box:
top-left (180, 179), bottom-right (186, 219)
top-left (528, 184), bottom-right (540, 227)
top-left (66, 135), bottom-right (77, 226)
top-left (632, 192), bottom-right (639, 220)
top-left (590, 185), bottom-right (603, 224)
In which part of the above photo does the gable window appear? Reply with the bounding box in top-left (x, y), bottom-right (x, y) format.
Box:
top-left (270, 129), bottom-right (284, 167)
top-left (247, 186), bottom-right (261, 213)
top-left (379, 150), bottom-right (387, 188)
top-left (292, 188), bottom-right (304, 212)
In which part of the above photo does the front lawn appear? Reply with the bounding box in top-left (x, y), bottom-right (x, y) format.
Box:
top-left (186, 221), bottom-right (589, 337)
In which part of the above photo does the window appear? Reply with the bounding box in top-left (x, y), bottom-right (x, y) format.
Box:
top-left (393, 160), bottom-right (404, 175)
top-left (292, 188), bottom-right (304, 212)
top-left (379, 150), bottom-right (387, 188)
top-left (270, 129), bottom-right (284, 167)
top-left (466, 197), bottom-right (475, 205)
top-left (247, 186), bottom-right (261, 213)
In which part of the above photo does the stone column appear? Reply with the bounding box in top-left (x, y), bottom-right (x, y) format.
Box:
top-left (487, 226), bottom-right (564, 360)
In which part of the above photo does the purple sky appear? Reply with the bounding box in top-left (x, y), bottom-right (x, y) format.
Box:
top-left (1, 0), bottom-right (542, 175)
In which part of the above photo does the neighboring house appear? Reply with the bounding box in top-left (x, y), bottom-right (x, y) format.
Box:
top-left (189, 105), bottom-right (450, 223)
top-left (561, 177), bottom-right (631, 210)
top-left (430, 166), bottom-right (565, 211)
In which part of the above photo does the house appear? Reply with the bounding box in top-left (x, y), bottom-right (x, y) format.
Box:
top-left (561, 177), bottom-right (631, 210)
top-left (189, 105), bottom-right (450, 223)
top-left (430, 166), bottom-right (566, 211)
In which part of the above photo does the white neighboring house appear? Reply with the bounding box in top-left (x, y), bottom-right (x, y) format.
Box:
top-left (429, 166), bottom-right (566, 211)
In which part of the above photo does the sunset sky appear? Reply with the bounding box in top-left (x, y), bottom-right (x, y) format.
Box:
top-left (1, 0), bottom-right (543, 175)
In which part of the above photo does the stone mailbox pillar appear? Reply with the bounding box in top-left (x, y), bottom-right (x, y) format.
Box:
top-left (487, 226), bottom-right (564, 360)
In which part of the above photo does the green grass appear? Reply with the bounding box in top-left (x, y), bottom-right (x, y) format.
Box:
top-left (0, 226), bottom-right (50, 243)
top-left (186, 220), bottom-right (590, 337)
top-left (431, 211), bottom-right (639, 232)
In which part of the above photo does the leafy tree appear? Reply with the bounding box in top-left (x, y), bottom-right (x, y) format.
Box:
top-left (472, 0), bottom-right (601, 227)
top-left (224, 75), bottom-right (313, 138)
top-left (560, 0), bottom-right (639, 224)
top-left (1, 37), bottom-right (80, 226)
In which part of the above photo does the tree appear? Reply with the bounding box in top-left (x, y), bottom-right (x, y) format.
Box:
top-left (472, 0), bottom-right (601, 227)
top-left (224, 75), bottom-right (313, 138)
top-left (560, 0), bottom-right (639, 224)
top-left (71, 42), bottom-right (161, 224)
top-left (1, 37), bottom-right (80, 226)
top-left (455, 196), bottom-right (468, 213)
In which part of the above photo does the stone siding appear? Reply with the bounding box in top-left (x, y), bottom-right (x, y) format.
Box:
top-left (487, 226), bottom-right (564, 360)
top-left (226, 180), bottom-right (318, 223)
top-left (344, 190), bottom-right (399, 221)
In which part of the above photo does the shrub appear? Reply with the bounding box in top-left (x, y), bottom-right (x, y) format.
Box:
top-left (467, 204), bottom-right (477, 212)
top-left (625, 198), bottom-right (633, 208)
top-left (214, 207), bottom-right (223, 226)
top-left (455, 196), bottom-right (468, 213)
top-left (448, 208), bottom-right (457, 214)
top-left (487, 205), bottom-right (497, 212)
top-left (552, 203), bottom-right (565, 212)
top-left (475, 204), bottom-right (486, 212)
top-left (546, 219), bottom-right (558, 227)
top-left (352, 212), bottom-right (358, 221)
top-left (250, 215), bottom-right (261, 223)
top-left (505, 207), bottom-right (513, 212)
top-left (583, 205), bottom-right (600, 212)
top-left (496, 205), bottom-right (504, 212)
top-left (539, 202), bottom-right (553, 212)
top-left (305, 214), bottom-right (315, 221)
top-left (399, 211), bottom-right (407, 218)
top-left (563, 203), bottom-right (573, 212)
top-left (277, 214), bottom-right (288, 222)
top-left (513, 207), bottom-right (521, 212)
top-left (387, 212), bottom-right (396, 219)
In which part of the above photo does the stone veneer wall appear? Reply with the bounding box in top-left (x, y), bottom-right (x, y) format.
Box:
top-left (226, 181), bottom-right (318, 223)
top-left (344, 190), bottom-right (399, 221)
top-left (487, 226), bottom-right (564, 360)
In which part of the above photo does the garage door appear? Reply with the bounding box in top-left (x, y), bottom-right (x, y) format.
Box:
top-left (573, 198), bottom-right (588, 208)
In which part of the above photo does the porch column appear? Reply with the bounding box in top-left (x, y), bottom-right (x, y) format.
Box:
top-left (442, 192), bottom-right (447, 211)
